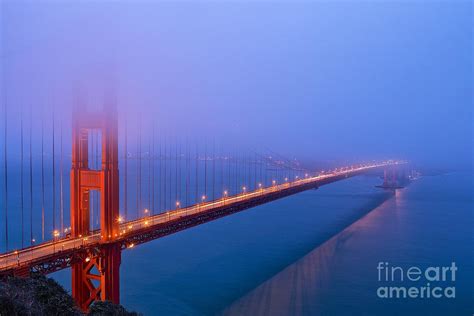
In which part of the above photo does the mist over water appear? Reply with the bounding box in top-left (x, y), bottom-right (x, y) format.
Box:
top-left (1, 1), bottom-right (472, 166)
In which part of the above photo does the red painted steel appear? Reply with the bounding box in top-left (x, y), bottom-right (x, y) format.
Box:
top-left (70, 104), bottom-right (120, 310)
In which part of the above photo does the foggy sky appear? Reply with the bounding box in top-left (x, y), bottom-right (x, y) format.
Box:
top-left (0, 0), bottom-right (472, 168)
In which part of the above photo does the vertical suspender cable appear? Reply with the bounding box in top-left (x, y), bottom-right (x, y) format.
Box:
top-left (138, 116), bottom-right (142, 214)
top-left (163, 137), bottom-right (167, 211)
top-left (234, 150), bottom-right (237, 195)
top-left (3, 100), bottom-right (8, 251)
top-left (178, 142), bottom-right (181, 206)
top-left (227, 146), bottom-right (231, 194)
top-left (195, 143), bottom-right (198, 203)
top-left (124, 118), bottom-right (128, 220)
top-left (41, 111), bottom-right (45, 241)
top-left (136, 120), bottom-right (139, 218)
top-left (204, 144), bottom-right (207, 198)
top-left (148, 137), bottom-right (151, 211)
top-left (95, 130), bottom-right (99, 226)
top-left (175, 140), bottom-right (178, 205)
top-left (60, 119), bottom-right (64, 234)
top-left (212, 141), bottom-right (215, 200)
top-left (29, 105), bottom-right (33, 245)
top-left (168, 140), bottom-right (171, 209)
top-left (249, 154), bottom-right (252, 190)
top-left (20, 106), bottom-right (24, 247)
top-left (159, 136), bottom-right (162, 212)
top-left (152, 126), bottom-right (155, 214)
top-left (220, 144), bottom-right (224, 196)
top-left (255, 152), bottom-right (257, 189)
top-left (52, 109), bottom-right (56, 233)
top-left (90, 133), bottom-right (94, 229)
top-left (185, 139), bottom-right (189, 207)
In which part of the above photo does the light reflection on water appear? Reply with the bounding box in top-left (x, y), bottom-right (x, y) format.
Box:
top-left (221, 173), bottom-right (473, 316)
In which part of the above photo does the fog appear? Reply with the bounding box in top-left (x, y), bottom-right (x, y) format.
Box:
top-left (1, 0), bottom-right (472, 169)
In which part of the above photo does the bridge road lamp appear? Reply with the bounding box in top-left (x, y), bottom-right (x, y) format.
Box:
top-left (176, 201), bottom-right (182, 216)
top-left (143, 209), bottom-right (150, 228)
top-left (53, 230), bottom-right (60, 253)
top-left (199, 195), bottom-right (206, 212)
top-left (223, 190), bottom-right (228, 205)
top-left (258, 183), bottom-right (263, 194)
top-left (242, 186), bottom-right (247, 194)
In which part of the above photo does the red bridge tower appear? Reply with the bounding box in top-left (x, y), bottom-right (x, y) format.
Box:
top-left (70, 104), bottom-right (121, 310)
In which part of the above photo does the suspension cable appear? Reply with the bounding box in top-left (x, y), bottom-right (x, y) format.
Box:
top-left (60, 119), bottom-right (64, 234)
top-left (41, 111), bottom-right (45, 241)
top-left (52, 109), bottom-right (56, 233)
top-left (124, 117), bottom-right (128, 220)
top-left (29, 104), bottom-right (33, 245)
top-left (3, 100), bottom-right (8, 251)
top-left (151, 126), bottom-right (155, 214)
top-left (212, 141), bottom-right (215, 200)
top-left (20, 106), bottom-right (24, 247)
top-left (95, 130), bottom-right (99, 226)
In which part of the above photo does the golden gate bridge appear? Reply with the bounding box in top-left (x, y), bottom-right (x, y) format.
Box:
top-left (0, 104), bottom-right (405, 311)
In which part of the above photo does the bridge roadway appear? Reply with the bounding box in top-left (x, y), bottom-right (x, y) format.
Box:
top-left (0, 161), bottom-right (402, 276)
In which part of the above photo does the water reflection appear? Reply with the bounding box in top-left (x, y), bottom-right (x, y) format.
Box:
top-left (222, 174), bottom-right (473, 315)
top-left (221, 198), bottom-right (397, 316)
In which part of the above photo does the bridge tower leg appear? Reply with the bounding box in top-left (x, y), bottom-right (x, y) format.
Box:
top-left (70, 104), bottom-right (121, 311)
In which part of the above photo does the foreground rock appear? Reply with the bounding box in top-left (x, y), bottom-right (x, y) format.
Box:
top-left (0, 275), bottom-right (139, 315)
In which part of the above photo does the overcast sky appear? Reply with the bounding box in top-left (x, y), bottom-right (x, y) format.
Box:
top-left (0, 0), bottom-right (472, 168)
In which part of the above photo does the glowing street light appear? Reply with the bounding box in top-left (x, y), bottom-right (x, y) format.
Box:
top-left (272, 180), bottom-right (276, 186)
top-left (242, 186), bottom-right (247, 193)
top-left (201, 195), bottom-right (207, 202)
top-left (176, 201), bottom-right (181, 209)
top-left (223, 190), bottom-right (228, 205)
top-left (117, 216), bottom-right (124, 223)
top-left (144, 209), bottom-right (149, 215)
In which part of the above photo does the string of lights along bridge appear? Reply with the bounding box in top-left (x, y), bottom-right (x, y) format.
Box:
top-left (0, 103), bottom-right (405, 311)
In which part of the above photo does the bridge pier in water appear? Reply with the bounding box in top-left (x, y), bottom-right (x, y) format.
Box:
top-left (377, 166), bottom-right (408, 189)
top-left (70, 104), bottom-right (121, 310)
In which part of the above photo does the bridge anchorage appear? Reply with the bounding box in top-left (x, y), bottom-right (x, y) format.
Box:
top-left (70, 104), bottom-right (121, 310)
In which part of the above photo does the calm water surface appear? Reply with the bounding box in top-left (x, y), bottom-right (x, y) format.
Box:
top-left (51, 173), bottom-right (472, 315)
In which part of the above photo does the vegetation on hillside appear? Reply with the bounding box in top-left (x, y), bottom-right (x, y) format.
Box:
top-left (0, 275), bottom-right (140, 316)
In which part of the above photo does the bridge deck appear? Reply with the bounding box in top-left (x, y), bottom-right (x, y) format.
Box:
top-left (0, 162), bottom-right (401, 276)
